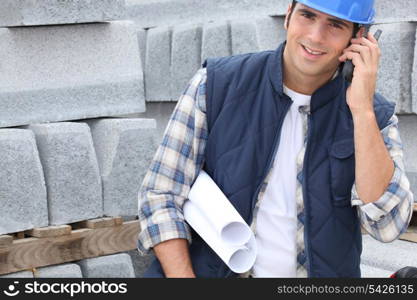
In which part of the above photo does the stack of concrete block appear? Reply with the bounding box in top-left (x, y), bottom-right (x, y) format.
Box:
top-left (77, 253), bottom-right (135, 278)
top-left (86, 118), bottom-right (157, 217)
top-left (373, 23), bottom-right (416, 114)
top-left (26, 123), bottom-right (103, 225)
top-left (0, 0), bottom-right (126, 26)
top-left (0, 253), bottom-right (137, 278)
top-left (0, 129), bottom-right (48, 235)
top-left (142, 16), bottom-right (287, 103)
top-left (0, 1), bottom-right (145, 128)
top-left (34, 264), bottom-right (83, 278)
top-left (361, 235), bottom-right (417, 276)
top-left (0, 0), bottom-right (159, 277)
top-left (125, 0), bottom-right (290, 29)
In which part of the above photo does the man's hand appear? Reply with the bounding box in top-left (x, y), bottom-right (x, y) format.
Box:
top-left (338, 31), bottom-right (381, 116)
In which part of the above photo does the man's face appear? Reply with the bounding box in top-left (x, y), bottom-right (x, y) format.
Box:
top-left (284, 3), bottom-right (358, 78)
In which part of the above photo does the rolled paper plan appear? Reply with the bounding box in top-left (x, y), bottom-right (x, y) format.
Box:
top-left (188, 170), bottom-right (252, 245)
top-left (184, 169), bottom-right (257, 273)
top-left (183, 200), bottom-right (257, 273)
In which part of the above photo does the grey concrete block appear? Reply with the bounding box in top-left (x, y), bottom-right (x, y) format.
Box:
top-left (374, 23), bottom-right (416, 114)
top-left (78, 253), bottom-right (135, 278)
top-left (145, 27), bottom-right (172, 102)
top-left (0, 270), bottom-right (34, 278)
top-left (361, 235), bottom-right (417, 272)
top-left (398, 115), bottom-right (417, 173)
top-left (360, 264), bottom-right (394, 278)
top-left (201, 21), bottom-right (231, 63)
top-left (127, 249), bottom-right (154, 277)
top-left (230, 20), bottom-right (260, 55)
top-left (34, 264), bottom-right (83, 278)
top-left (375, 0), bottom-right (417, 23)
top-left (412, 26), bottom-right (417, 114)
top-left (255, 16), bottom-right (286, 51)
top-left (0, 21), bottom-right (144, 128)
top-left (0, 0), bottom-right (126, 27)
top-left (126, 0), bottom-right (290, 29)
top-left (171, 24), bottom-right (202, 101)
top-left (27, 122), bottom-right (103, 226)
top-left (86, 118), bottom-right (158, 217)
top-left (126, 102), bottom-right (177, 140)
top-left (137, 29), bottom-right (147, 71)
top-left (0, 129), bottom-right (48, 235)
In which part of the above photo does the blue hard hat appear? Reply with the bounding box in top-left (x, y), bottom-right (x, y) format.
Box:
top-left (295, 0), bottom-right (375, 24)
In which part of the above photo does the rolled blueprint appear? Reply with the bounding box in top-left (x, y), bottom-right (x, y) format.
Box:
top-left (183, 170), bottom-right (257, 273)
top-left (188, 170), bottom-right (252, 245)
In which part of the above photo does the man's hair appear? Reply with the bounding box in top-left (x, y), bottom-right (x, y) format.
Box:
top-left (286, 0), bottom-right (361, 38)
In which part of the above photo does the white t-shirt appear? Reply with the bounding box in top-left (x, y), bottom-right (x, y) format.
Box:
top-left (252, 85), bottom-right (311, 277)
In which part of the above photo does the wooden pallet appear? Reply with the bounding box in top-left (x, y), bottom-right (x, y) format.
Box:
top-left (0, 217), bottom-right (139, 275)
top-left (399, 203), bottom-right (417, 243)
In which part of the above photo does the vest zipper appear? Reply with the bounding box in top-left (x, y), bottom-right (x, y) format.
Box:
top-left (249, 97), bottom-right (293, 217)
top-left (302, 113), bottom-right (313, 277)
top-left (223, 96), bottom-right (292, 278)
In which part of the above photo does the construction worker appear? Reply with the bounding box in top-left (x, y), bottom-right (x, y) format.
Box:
top-left (137, 0), bottom-right (414, 277)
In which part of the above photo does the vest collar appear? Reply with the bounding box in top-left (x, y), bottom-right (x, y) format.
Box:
top-left (268, 41), bottom-right (346, 113)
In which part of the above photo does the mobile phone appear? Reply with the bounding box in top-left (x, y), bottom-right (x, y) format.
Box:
top-left (342, 28), bottom-right (383, 82)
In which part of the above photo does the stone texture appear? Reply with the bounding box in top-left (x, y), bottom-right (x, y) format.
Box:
top-left (361, 235), bottom-right (417, 272)
top-left (127, 102), bottom-right (177, 139)
top-left (373, 23), bottom-right (416, 114)
top-left (201, 21), bottom-right (231, 62)
top-left (85, 118), bottom-right (158, 217)
top-left (230, 20), bottom-right (259, 55)
top-left (137, 29), bottom-right (147, 70)
top-left (0, 270), bottom-right (34, 278)
top-left (145, 27), bottom-right (172, 102)
top-left (27, 122), bottom-right (102, 226)
top-left (0, 129), bottom-right (48, 235)
top-left (0, 0), bottom-right (126, 27)
top-left (375, 0), bottom-right (417, 23)
top-left (0, 21), bottom-right (144, 128)
top-left (78, 253), bottom-right (135, 278)
top-left (127, 249), bottom-right (154, 277)
top-left (34, 264), bottom-right (82, 278)
top-left (398, 115), bottom-right (417, 174)
top-left (255, 16), bottom-right (286, 51)
top-left (412, 26), bottom-right (417, 114)
top-left (126, 0), bottom-right (290, 29)
top-left (398, 115), bottom-right (417, 200)
top-left (171, 24), bottom-right (203, 101)
top-left (360, 264), bottom-right (395, 278)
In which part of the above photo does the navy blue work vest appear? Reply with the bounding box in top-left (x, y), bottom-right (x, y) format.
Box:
top-left (144, 42), bottom-right (395, 278)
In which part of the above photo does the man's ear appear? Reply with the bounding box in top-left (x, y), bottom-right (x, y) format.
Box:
top-left (284, 3), bottom-right (292, 30)
top-left (356, 26), bottom-right (366, 38)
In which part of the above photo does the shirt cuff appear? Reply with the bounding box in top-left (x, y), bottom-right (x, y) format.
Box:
top-left (137, 220), bottom-right (192, 256)
top-left (352, 161), bottom-right (404, 222)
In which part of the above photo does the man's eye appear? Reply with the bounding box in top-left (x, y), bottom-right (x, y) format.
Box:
top-left (301, 13), bottom-right (314, 19)
top-left (330, 23), bottom-right (342, 29)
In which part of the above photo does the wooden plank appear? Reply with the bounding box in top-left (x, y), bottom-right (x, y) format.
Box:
top-left (72, 217), bottom-right (123, 230)
top-left (0, 235), bottom-right (13, 247)
top-left (15, 232), bottom-right (25, 239)
top-left (25, 225), bottom-right (72, 238)
top-left (0, 220), bottom-right (139, 275)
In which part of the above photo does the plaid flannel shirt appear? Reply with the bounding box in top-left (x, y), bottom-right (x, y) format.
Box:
top-left (137, 67), bottom-right (414, 277)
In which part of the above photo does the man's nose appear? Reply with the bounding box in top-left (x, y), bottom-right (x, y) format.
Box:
top-left (307, 24), bottom-right (327, 46)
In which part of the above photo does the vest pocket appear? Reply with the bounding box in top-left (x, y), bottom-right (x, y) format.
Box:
top-left (329, 138), bottom-right (355, 207)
